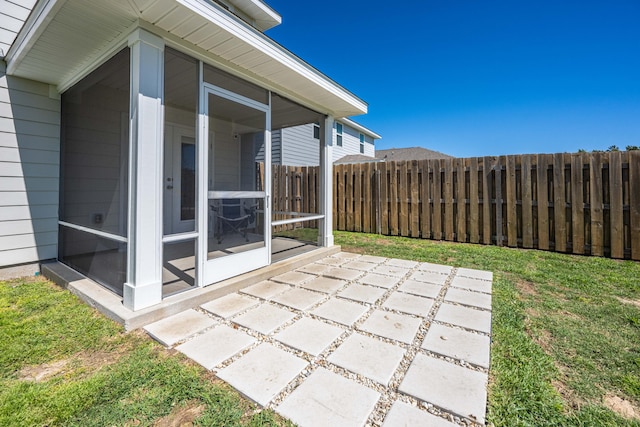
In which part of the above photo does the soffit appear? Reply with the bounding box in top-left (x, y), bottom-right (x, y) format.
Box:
top-left (5, 0), bottom-right (366, 117)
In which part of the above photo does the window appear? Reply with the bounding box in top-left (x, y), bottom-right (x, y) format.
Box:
top-left (313, 123), bottom-right (320, 139)
top-left (336, 122), bottom-right (343, 147)
top-left (359, 133), bottom-right (365, 153)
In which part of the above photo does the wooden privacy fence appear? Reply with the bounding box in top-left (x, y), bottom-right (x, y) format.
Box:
top-left (333, 151), bottom-right (640, 260)
top-left (269, 164), bottom-right (319, 232)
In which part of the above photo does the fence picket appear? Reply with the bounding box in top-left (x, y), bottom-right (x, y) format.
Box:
top-left (456, 158), bottom-right (467, 242)
top-left (389, 161), bottom-right (399, 235)
top-left (610, 151), bottom-right (624, 258)
top-left (432, 159), bottom-right (443, 240)
top-left (354, 163), bottom-right (362, 232)
top-left (399, 161), bottom-right (409, 236)
top-left (469, 157), bottom-right (480, 243)
top-left (537, 154), bottom-right (550, 250)
top-left (410, 160), bottom-right (420, 238)
top-left (629, 151), bottom-right (640, 260)
top-left (420, 160), bottom-right (431, 239)
top-left (571, 154), bottom-right (585, 254)
top-left (521, 155), bottom-right (533, 248)
top-left (506, 155), bottom-right (518, 247)
top-left (482, 157), bottom-right (492, 244)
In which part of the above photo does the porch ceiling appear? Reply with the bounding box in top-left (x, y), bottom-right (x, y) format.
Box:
top-left (6, 0), bottom-right (367, 118)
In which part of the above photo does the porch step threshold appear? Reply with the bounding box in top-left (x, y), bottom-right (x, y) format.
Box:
top-left (42, 245), bottom-right (340, 331)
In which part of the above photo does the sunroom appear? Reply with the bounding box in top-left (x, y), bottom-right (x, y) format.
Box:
top-left (5, 0), bottom-right (367, 311)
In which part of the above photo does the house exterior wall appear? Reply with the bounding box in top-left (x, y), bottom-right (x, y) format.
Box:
top-left (281, 123), bottom-right (319, 166)
top-left (0, 0), bottom-right (37, 57)
top-left (0, 62), bottom-right (61, 268)
top-left (275, 121), bottom-right (375, 166)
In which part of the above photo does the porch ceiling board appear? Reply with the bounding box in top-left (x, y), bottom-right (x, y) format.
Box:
top-left (6, 0), bottom-right (367, 117)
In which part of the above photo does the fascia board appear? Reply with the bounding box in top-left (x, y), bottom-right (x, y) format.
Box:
top-left (341, 118), bottom-right (382, 140)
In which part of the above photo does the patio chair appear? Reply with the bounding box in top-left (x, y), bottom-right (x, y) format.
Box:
top-left (211, 199), bottom-right (256, 244)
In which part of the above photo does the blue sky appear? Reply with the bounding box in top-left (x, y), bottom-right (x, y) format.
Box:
top-left (266, 1), bottom-right (640, 157)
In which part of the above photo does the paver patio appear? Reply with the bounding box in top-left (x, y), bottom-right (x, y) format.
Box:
top-left (144, 251), bottom-right (493, 426)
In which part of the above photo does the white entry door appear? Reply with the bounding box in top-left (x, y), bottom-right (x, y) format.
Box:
top-left (164, 124), bottom-right (196, 235)
top-left (199, 84), bottom-right (271, 285)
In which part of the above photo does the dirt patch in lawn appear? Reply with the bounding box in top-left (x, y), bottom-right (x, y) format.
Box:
top-left (604, 395), bottom-right (638, 420)
top-left (553, 377), bottom-right (584, 411)
top-left (153, 401), bottom-right (205, 427)
top-left (516, 280), bottom-right (538, 296)
top-left (18, 343), bottom-right (131, 382)
top-left (617, 297), bottom-right (640, 309)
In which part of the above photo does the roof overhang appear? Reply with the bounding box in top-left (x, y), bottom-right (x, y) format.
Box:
top-left (341, 118), bottom-right (382, 140)
top-left (224, 0), bottom-right (281, 31)
top-left (5, 0), bottom-right (367, 118)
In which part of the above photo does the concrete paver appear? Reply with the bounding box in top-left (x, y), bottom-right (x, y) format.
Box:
top-left (382, 292), bottom-right (434, 317)
top-left (299, 276), bottom-right (345, 294)
top-left (271, 288), bottom-right (325, 311)
top-left (328, 333), bottom-right (405, 385)
top-left (144, 309), bottom-right (215, 347)
top-left (323, 266), bottom-right (363, 281)
top-left (409, 270), bottom-right (448, 285)
top-left (218, 343), bottom-right (308, 406)
top-left (311, 297), bottom-right (369, 326)
top-left (457, 267), bottom-right (493, 281)
top-left (277, 368), bottom-right (380, 427)
top-left (386, 258), bottom-right (419, 269)
top-left (417, 262), bottom-right (453, 275)
top-left (422, 323), bottom-right (490, 368)
top-left (359, 309), bottom-right (422, 344)
top-left (332, 252), bottom-right (361, 260)
top-left (342, 260), bottom-right (378, 271)
top-left (275, 317), bottom-right (344, 356)
top-left (445, 287), bottom-right (492, 310)
top-left (399, 354), bottom-right (488, 424)
top-left (383, 401), bottom-right (457, 427)
top-left (315, 256), bottom-right (347, 266)
top-left (240, 280), bottom-right (290, 299)
top-left (296, 262), bottom-right (332, 275)
top-left (435, 303), bottom-right (492, 333)
top-left (176, 325), bottom-right (255, 369)
top-left (360, 272), bottom-right (401, 289)
top-left (200, 293), bottom-right (259, 318)
top-left (233, 303), bottom-right (296, 334)
top-left (397, 279), bottom-right (442, 298)
top-left (372, 264), bottom-right (410, 277)
top-left (337, 283), bottom-right (387, 304)
top-left (451, 275), bottom-right (492, 293)
top-left (359, 255), bottom-right (387, 264)
top-left (271, 271), bottom-right (316, 285)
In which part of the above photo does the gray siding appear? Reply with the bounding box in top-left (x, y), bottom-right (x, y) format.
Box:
top-left (0, 62), bottom-right (60, 267)
top-left (281, 123), bottom-right (319, 166)
top-left (332, 121), bottom-right (374, 162)
top-left (0, 0), bottom-right (36, 57)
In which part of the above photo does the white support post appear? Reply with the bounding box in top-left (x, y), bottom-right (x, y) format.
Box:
top-left (123, 29), bottom-right (165, 310)
top-left (319, 115), bottom-right (334, 247)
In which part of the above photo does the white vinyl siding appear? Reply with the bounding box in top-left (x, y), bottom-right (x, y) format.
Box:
top-left (0, 62), bottom-right (61, 267)
top-left (0, 0), bottom-right (36, 57)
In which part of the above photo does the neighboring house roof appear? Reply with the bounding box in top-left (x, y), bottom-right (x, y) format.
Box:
top-left (334, 154), bottom-right (381, 164)
top-left (375, 147), bottom-right (453, 161)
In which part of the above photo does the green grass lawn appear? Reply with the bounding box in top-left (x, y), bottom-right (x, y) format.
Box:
top-left (0, 277), bottom-right (291, 427)
top-left (334, 231), bottom-right (640, 427)
top-left (2, 232), bottom-right (639, 426)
